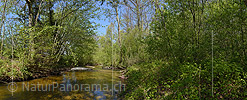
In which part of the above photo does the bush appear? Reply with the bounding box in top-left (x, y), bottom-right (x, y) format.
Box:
top-left (0, 59), bottom-right (31, 81)
top-left (122, 60), bottom-right (247, 99)
top-left (122, 60), bottom-right (171, 99)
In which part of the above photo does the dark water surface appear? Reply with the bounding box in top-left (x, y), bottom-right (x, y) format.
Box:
top-left (0, 66), bottom-right (124, 100)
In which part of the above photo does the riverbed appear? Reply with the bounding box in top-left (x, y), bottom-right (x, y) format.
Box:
top-left (0, 66), bottom-right (124, 100)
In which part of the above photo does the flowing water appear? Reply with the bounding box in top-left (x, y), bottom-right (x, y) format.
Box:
top-left (0, 66), bottom-right (125, 100)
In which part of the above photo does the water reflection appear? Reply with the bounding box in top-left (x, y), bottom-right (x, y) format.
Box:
top-left (62, 69), bottom-right (123, 100)
top-left (0, 66), bottom-right (124, 100)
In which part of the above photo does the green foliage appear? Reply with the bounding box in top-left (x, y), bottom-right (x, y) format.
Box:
top-left (122, 60), bottom-right (168, 99)
top-left (121, 0), bottom-right (247, 99)
top-left (123, 60), bottom-right (247, 99)
top-left (121, 28), bottom-right (148, 66)
top-left (0, 0), bottom-right (99, 81)
top-left (0, 59), bottom-right (31, 80)
top-left (0, 0), bottom-right (246, 99)
top-left (93, 23), bottom-right (116, 66)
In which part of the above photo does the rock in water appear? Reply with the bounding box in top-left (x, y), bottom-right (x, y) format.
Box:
top-left (71, 67), bottom-right (92, 71)
top-left (86, 66), bottom-right (95, 68)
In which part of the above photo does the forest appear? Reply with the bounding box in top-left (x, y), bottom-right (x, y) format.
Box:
top-left (0, 0), bottom-right (247, 99)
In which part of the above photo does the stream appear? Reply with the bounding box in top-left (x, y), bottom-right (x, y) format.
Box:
top-left (0, 66), bottom-right (125, 100)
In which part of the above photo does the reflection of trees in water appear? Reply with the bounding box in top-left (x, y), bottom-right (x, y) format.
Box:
top-left (62, 72), bottom-right (77, 84)
top-left (60, 70), bottom-right (121, 99)
top-left (71, 71), bottom-right (77, 83)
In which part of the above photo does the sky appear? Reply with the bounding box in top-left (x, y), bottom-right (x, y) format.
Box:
top-left (92, 3), bottom-right (113, 37)
top-left (93, 14), bottom-right (110, 36)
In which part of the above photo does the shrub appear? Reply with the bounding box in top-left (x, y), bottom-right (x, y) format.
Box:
top-left (0, 59), bottom-right (30, 81)
top-left (122, 60), bottom-right (247, 99)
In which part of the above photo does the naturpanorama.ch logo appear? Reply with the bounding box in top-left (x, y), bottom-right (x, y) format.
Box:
top-left (7, 81), bottom-right (125, 92)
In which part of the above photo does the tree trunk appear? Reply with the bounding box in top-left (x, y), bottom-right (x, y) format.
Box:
top-left (115, 6), bottom-right (122, 65)
top-left (26, 0), bottom-right (35, 60)
top-left (0, 0), bottom-right (7, 56)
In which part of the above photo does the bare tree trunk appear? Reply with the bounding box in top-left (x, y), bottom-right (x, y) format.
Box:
top-left (0, 0), bottom-right (7, 56)
top-left (115, 6), bottom-right (122, 65)
top-left (26, 0), bottom-right (35, 60)
top-left (1, 24), bottom-right (5, 56)
top-left (26, 0), bottom-right (33, 27)
top-left (35, 0), bottom-right (44, 25)
top-left (136, 0), bottom-right (140, 31)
